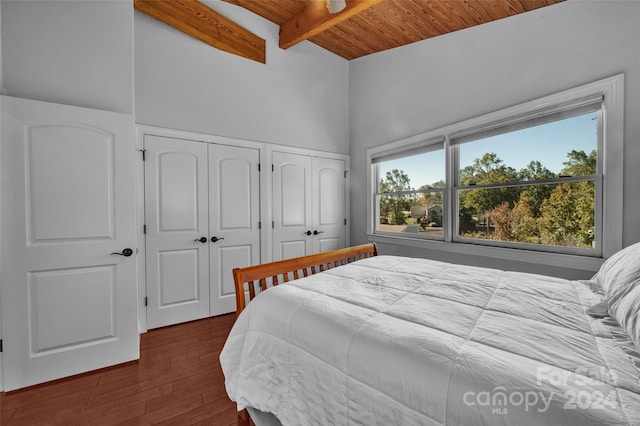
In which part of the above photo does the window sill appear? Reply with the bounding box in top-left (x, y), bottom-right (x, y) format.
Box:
top-left (367, 233), bottom-right (604, 273)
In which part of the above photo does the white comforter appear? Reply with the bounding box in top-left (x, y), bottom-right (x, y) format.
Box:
top-left (220, 255), bottom-right (640, 425)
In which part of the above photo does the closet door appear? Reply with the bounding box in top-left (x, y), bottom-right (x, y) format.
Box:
top-left (144, 135), bottom-right (210, 329)
top-left (312, 157), bottom-right (346, 253)
top-left (272, 152), bottom-right (313, 261)
top-left (208, 144), bottom-right (260, 316)
top-left (1, 96), bottom-right (138, 390)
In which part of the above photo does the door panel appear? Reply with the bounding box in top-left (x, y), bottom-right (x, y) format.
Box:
top-left (145, 135), bottom-right (209, 328)
top-left (281, 163), bottom-right (307, 227)
top-left (209, 144), bottom-right (260, 316)
top-left (272, 152), bottom-right (312, 261)
top-left (317, 237), bottom-right (341, 253)
top-left (158, 151), bottom-right (201, 232)
top-left (29, 266), bottom-right (115, 353)
top-left (157, 249), bottom-right (201, 306)
top-left (27, 125), bottom-right (114, 241)
top-left (218, 245), bottom-right (252, 297)
top-left (1, 96), bottom-right (138, 391)
top-left (218, 157), bottom-right (253, 230)
top-left (312, 157), bottom-right (346, 253)
top-left (279, 240), bottom-right (307, 260)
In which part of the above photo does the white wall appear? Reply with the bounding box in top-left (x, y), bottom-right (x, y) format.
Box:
top-left (349, 0), bottom-right (640, 279)
top-left (135, 0), bottom-right (350, 154)
top-left (0, 1), bottom-right (3, 92)
top-left (1, 0), bottom-right (134, 114)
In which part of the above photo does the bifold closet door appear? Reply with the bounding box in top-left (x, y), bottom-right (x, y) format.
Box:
top-left (208, 144), bottom-right (260, 316)
top-left (144, 135), bottom-right (210, 329)
top-left (1, 96), bottom-right (139, 390)
top-left (272, 152), bottom-right (313, 261)
top-left (272, 152), bottom-right (346, 261)
top-left (312, 157), bottom-right (346, 253)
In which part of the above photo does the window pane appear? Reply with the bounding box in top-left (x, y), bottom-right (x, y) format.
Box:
top-left (458, 181), bottom-right (595, 249)
top-left (377, 191), bottom-right (443, 238)
top-left (458, 112), bottom-right (598, 186)
top-left (379, 149), bottom-right (445, 192)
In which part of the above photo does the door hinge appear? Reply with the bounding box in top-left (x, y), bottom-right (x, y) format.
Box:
top-left (140, 149), bottom-right (147, 161)
top-left (258, 163), bottom-right (261, 171)
top-left (0, 339), bottom-right (3, 353)
top-left (272, 221), bottom-right (275, 229)
top-left (143, 224), bottom-right (147, 234)
top-left (144, 297), bottom-right (148, 307)
top-left (272, 164), bottom-right (274, 172)
top-left (258, 221), bottom-right (261, 229)
top-left (344, 218), bottom-right (347, 225)
top-left (344, 170), bottom-right (348, 178)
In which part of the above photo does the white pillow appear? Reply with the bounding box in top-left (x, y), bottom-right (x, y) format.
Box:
top-left (592, 241), bottom-right (640, 300)
top-left (608, 283), bottom-right (640, 349)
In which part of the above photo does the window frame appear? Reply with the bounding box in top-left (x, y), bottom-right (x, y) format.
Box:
top-left (366, 75), bottom-right (624, 271)
top-left (374, 138), bottom-right (446, 241)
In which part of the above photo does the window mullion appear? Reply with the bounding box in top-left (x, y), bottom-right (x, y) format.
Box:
top-left (445, 136), bottom-right (455, 243)
top-left (457, 175), bottom-right (598, 191)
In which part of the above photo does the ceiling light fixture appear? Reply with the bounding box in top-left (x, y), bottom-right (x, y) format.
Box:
top-left (326, 0), bottom-right (346, 14)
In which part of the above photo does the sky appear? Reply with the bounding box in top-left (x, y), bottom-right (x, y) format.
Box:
top-left (379, 112), bottom-right (597, 190)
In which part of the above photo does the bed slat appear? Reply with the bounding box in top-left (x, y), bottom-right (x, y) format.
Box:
top-left (232, 243), bottom-right (378, 316)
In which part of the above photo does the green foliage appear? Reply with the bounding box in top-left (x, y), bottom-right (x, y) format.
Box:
top-left (379, 169), bottom-right (413, 225)
top-left (418, 180), bottom-right (444, 209)
top-left (512, 200), bottom-right (540, 243)
top-left (537, 151), bottom-right (596, 247)
top-left (459, 150), bottom-right (596, 249)
top-left (378, 149), bottom-right (597, 249)
top-left (562, 150), bottom-right (597, 176)
top-left (518, 161), bottom-right (556, 216)
top-left (460, 153), bottom-right (519, 230)
top-left (539, 181), bottom-right (595, 247)
top-left (389, 210), bottom-right (407, 225)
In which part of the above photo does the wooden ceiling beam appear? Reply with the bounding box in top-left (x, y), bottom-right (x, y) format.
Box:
top-left (134, 0), bottom-right (266, 63)
top-left (279, 0), bottom-right (383, 50)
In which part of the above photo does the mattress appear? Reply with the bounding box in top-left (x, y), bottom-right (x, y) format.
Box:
top-left (220, 255), bottom-right (640, 425)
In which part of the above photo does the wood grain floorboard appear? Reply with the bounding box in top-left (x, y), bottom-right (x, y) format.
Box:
top-left (0, 314), bottom-right (238, 426)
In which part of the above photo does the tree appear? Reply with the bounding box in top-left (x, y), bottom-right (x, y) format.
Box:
top-left (379, 169), bottom-right (413, 225)
top-left (491, 202), bottom-right (515, 241)
top-left (511, 199), bottom-right (540, 243)
top-left (518, 161), bottom-right (556, 216)
top-left (539, 150), bottom-right (596, 247)
top-left (562, 150), bottom-right (597, 176)
top-left (418, 180), bottom-right (445, 208)
top-left (460, 153), bottom-right (519, 231)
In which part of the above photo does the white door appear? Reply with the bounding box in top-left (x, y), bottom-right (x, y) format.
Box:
top-left (312, 157), bottom-right (346, 253)
top-left (209, 144), bottom-right (260, 316)
top-left (0, 96), bottom-right (139, 391)
top-left (144, 135), bottom-right (210, 329)
top-left (272, 152), bottom-right (313, 261)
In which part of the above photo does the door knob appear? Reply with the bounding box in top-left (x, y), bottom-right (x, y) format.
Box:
top-left (313, 230), bottom-right (324, 235)
top-left (211, 236), bottom-right (225, 243)
top-left (194, 237), bottom-right (207, 243)
top-left (305, 230), bottom-right (312, 236)
top-left (111, 248), bottom-right (134, 257)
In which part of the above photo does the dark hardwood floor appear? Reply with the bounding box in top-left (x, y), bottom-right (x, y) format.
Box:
top-left (0, 313), bottom-right (238, 425)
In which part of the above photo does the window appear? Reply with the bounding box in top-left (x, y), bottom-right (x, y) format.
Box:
top-left (368, 75), bottom-right (623, 265)
top-left (376, 142), bottom-right (445, 237)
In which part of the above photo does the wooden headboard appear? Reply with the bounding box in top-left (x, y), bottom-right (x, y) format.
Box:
top-left (232, 243), bottom-right (378, 316)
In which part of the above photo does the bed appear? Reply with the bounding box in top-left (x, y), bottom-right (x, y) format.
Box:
top-left (220, 242), bottom-right (640, 426)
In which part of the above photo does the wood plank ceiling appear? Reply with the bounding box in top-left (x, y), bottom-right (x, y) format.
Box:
top-left (224, 0), bottom-right (565, 60)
